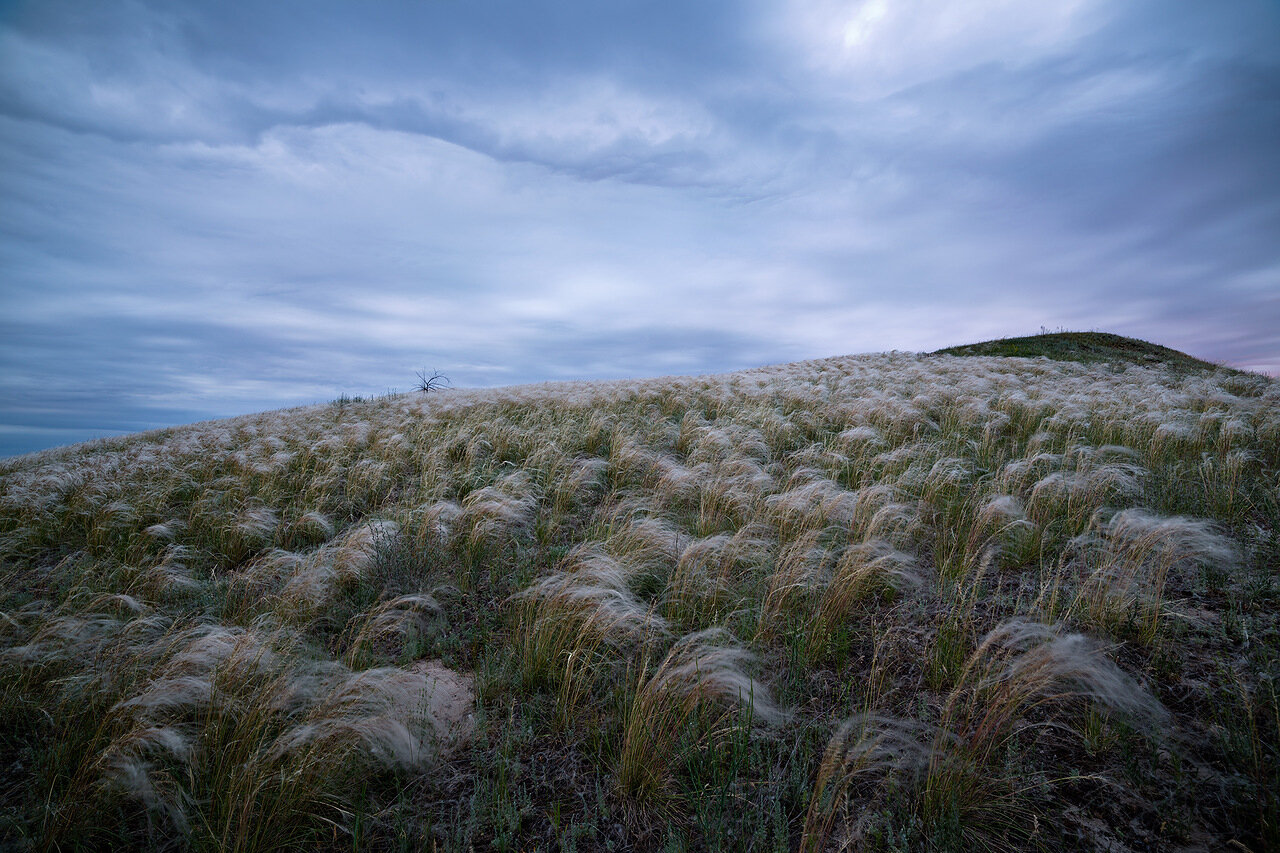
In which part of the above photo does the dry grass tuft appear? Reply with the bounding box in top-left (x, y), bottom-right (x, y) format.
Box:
top-left (615, 628), bottom-right (784, 810)
top-left (1067, 508), bottom-right (1237, 640)
top-left (805, 619), bottom-right (1166, 851)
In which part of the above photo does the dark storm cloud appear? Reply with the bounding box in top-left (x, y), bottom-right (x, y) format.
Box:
top-left (2, 0), bottom-right (1278, 457)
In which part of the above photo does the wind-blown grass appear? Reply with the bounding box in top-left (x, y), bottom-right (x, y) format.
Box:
top-left (2, 345), bottom-right (1277, 850)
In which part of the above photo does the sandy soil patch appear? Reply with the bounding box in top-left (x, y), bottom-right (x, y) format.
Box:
top-left (415, 659), bottom-right (475, 755)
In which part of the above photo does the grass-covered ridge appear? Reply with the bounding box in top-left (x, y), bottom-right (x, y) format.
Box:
top-left (933, 331), bottom-right (1226, 373)
top-left (2, 351), bottom-right (1278, 851)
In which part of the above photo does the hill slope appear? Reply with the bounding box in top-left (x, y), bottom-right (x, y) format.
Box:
top-left (1, 350), bottom-right (1277, 851)
top-left (933, 331), bottom-right (1226, 372)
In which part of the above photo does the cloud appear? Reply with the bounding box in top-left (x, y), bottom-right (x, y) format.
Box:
top-left (771, 0), bottom-right (1107, 95)
top-left (1, 0), bottom-right (1277, 456)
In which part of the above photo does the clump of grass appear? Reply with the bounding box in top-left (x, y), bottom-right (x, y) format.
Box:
top-left (341, 592), bottom-right (442, 667)
top-left (282, 509), bottom-right (334, 549)
top-left (664, 524), bottom-right (772, 628)
top-left (758, 528), bottom-right (839, 636)
top-left (1023, 450), bottom-right (1146, 539)
top-left (803, 714), bottom-right (934, 852)
top-left (966, 494), bottom-right (1039, 569)
top-left (599, 503), bottom-right (688, 592)
top-left (512, 545), bottom-right (669, 698)
top-left (615, 628), bottom-right (784, 812)
top-left (221, 519), bottom-right (399, 626)
top-left (1066, 508), bottom-right (1237, 641)
top-left (8, 610), bottom-right (453, 852)
top-left (544, 454), bottom-right (610, 537)
top-left (459, 471), bottom-right (539, 564)
top-left (805, 620), bottom-right (1166, 851)
top-left (808, 539), bottom-right (923, 658)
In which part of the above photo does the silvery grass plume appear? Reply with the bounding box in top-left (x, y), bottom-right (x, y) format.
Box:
top-left (803, 712), bottom-right (939, 852)
top-left (674, 409), bottom-right (712, 457)
top-left (615, 628), bottom-right (785, 810)
top-left (831, 424), bottom-right (888, 461)
top-left (278, 520), bottom-right (398, 618)
top-left (4, 590), bottom-right (156, 665)
top-left (113, 621), bottom-right (288, 716)
top-left (664, 524), bottom-right (774, 627)
top-left (804, 620), bottom-right (1166, 852)
top-left (142, 519), bottom-right (183, 544)
top-left (764, 469), bottom-right (859, 537)
top-left (94, 619), bottom-right (455, 851)
top-left (346, 457), bottom-right (395, 505)
top-left (341, 592), bottom-right (443, 668)
top-left (272, 662), bottom-right (456, 772)
top-left (783, 441), bottom-right (848, 482)
top-left (459, 470), bottom-right (540, 554)
top-left (231, 439), bottom-right (293, 478)
top-left (87, 499), bottom-right (138, 552)
top-left (600, 504), bottom-right (689, 586)
top-left (221, 520), bottom-right (398, 625)
top-left (127, 544), bottom-right (202, 603)
top-left (920, 456), bottom-right (975, 504)
top-left (683, 421), bottom-right (769, 469)
top-left (759, 528), bottom-right (840, 635)
top-left (756, 407), bottom-right (804, 457)
top-left (698, 454), bottom-right (775, 528)
top-left (0, 461), bottom-right (87, 514)
top-left (544, 454), bottom-right (609, 522)
top-left (224, 548), bottom-right (304, 620)
top-left (918, 455), bottom-right (988, 577)
top-left (1024, 457), bottom-right (1146, 535)
top-left (653, 455), bottom-right (705, 511)
top-left (1065, 508), bottom-right (1237, 641)
top-left (512, 544), bottom-right (670, 692)
top-left (609, 440), bottom-right (701, 508)
top-left (996, 451), bottom-right (1066, 496)
top-left (331, 519), bottom-right (400, 580)
top-left (849, 483), bottom-right (921, 547)
top-left (408, 499), bottom-right (463, 552)
top-left (809, 539), bottom-right (925, 653)
top-left (230, 502), bottom-right (280, 555)
top-left (13, 617), bottom-right (282, 847)
top-left (1149, 418), bottom-right (1195, 459)
top-left (964, 494), bottom-right (1039, 570)
top-left (284, 509), bottom-right (334, 548)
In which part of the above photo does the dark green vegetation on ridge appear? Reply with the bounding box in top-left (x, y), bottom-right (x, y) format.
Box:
top-left (933, 331), bottom-right (1226, 373)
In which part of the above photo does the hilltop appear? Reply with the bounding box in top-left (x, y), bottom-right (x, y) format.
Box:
top-left (1, 347), bottom-right (1277, 851)
top-left (933, 331), bottom-right (1227, 373)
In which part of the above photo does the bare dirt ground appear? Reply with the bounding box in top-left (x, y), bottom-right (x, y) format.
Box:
top-left (415, 660), bottom-right (475, 754)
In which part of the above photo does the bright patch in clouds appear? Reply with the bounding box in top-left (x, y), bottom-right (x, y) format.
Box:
top-left (784, 0), bottom-right (1102, 92)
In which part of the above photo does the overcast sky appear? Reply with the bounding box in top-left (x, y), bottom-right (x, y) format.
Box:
top-left (2, 0), bottom-right (1278, 456)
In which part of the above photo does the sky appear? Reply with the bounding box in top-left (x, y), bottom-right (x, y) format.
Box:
top-left (1, 0), bottom-right (1278, 457)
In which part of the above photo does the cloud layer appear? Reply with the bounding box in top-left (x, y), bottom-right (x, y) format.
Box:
top-left (2, 0), bottom-right (1278, 455)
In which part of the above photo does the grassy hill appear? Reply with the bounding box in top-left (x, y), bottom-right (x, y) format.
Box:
top-left (1, 348), bottom-right (1277, 851)
top-left (933, 331), bottom-right (1226, 373)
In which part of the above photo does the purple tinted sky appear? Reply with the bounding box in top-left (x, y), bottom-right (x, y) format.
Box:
top-left (2, 0), bottom-right (1278, 456)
